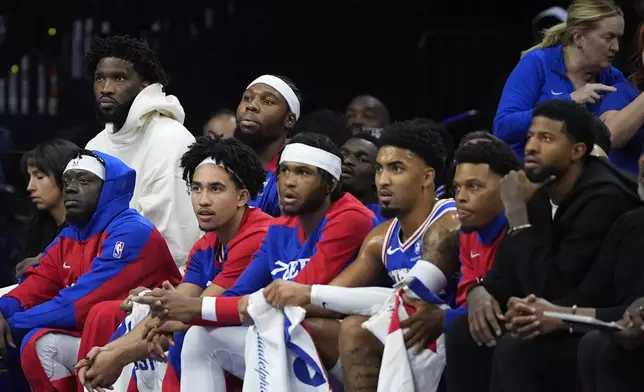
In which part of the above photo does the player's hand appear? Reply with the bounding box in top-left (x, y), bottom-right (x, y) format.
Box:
top-left (570, 83), bottom-right (616, 104)
top-left (615, 297), bottom-right (644, 349)
top-left (500, 170), bottom-right (555, 208)
top-left (263, 280), bottom-right (312, 308)
top-left (238, 295), bottom-right (254, 325)
top-left (147, 333), bottom-right (171, 363)
top-left (467, 286), bottom-right (504, 347)
top-left (505, 295), bottom-right (562, 340)
top-left (400, 294), bottom-right (445, 354)
top-left (76, 346), bottom-right (124, 391)
top-left (75, 346), bottom-right (108, 386)
top-left (131, 281), bottom-right (201, 322)
top-left (0, 311), bottom-right (15, 358)
top-left (119, 286), bottom-right (150, 313)
top-left (15, 255), bottom-right (41, 280)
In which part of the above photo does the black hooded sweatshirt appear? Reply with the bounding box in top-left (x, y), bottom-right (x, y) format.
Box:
top-left (555, 205), bottom-right (644, 322)
top-left (482, 157), bottom-right (641, 308)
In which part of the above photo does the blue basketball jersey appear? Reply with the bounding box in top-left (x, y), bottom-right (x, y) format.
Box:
top-left (381, 199), bottom-right (457, 285)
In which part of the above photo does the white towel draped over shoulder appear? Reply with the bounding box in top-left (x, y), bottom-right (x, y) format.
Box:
top-left (362, 261), bottom-right (451, 392)
top-left (244, 290), bottom-right (332, 392)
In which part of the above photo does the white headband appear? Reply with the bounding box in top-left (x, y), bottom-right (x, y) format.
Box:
top-left (280, 143), bottom-right (342, 180)
top-left (195, 157), bottom-right (244, 187)
top-left (248, 75), bottom-right (300, 120)
top-left (64, 155), bottom-right (105, 180)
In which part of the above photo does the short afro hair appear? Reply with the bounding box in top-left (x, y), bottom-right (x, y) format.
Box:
top-left (280, 132), bottom-right (343, 201)
top-left (533, 99), bottom-right (596, 157)
top-left (291, 109), bottom-right (351, 147)
top-left (180, 136), bottom-right (266, 199)
top-left (454, 137), bottom-right (521, 177)
top-left (379, 119), bottom-right (447, 179)
top-left (592, 116), bottom-right (612, 154)
top-left (459, 130), bottom-right (502, 147)
top-left (350, 131), bottom-right (381, 148)
top-left (85, 35), bottom-right (169, 86)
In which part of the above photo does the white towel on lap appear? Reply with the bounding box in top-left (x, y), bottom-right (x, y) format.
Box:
top-left (362, 262), bottom-right (450, 392)
top-left (244, 290), bottom-right (331, 392)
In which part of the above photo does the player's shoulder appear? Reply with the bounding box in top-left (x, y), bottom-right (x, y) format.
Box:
top-left (241, 208), bottom-right (275, 231)
top-left (191, 231), bottom-right (219, 252)
top-left (106, 210), bottom-right (156, 236)
top-left (325, 193), bottom-right (375, 223)
top-left (361, 219), bottom-right (392, 257)
top-left (145, 118), bottom-right (195, 153)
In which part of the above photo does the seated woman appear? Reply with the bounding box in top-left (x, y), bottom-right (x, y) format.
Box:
top-left (493, 0), bottom-right (624, 160)
top-left (597, 24), bottom-right (644, 173)
top-left (15, 139), bottom-right (79, 278)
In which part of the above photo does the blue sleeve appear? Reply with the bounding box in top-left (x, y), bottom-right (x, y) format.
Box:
top-left (221, 236), bottom-right (273, 297)
top-left (443, 307), bottom-right (468, 331)
top-left (598, 80), bottom-right (640, 113)
top-left (0, 297), bottom-right (22, 319)
top-left (493, 52), bottom-right (567, 145)
top-left (182, 250), bottom-right (208, 289)
top-left (7, 222), bottom-right (154, 330)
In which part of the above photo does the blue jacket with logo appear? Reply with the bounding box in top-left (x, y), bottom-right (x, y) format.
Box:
top-left (493, 44), bottom-right (625, 160)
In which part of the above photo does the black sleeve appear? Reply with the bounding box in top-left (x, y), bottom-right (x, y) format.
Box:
top-left (496, 193), bottom-right (636, 300)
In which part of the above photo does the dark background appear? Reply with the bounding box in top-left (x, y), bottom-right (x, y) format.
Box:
top-left (0, 0), bottom-right (641, 151)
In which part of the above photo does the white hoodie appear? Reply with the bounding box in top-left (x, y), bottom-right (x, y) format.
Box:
top-left (86, 83), bottom-right (199, 268)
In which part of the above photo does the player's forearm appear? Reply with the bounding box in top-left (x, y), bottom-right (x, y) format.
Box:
top-left (310, 285), bottom-right (393, 316)
top-left (105, 314), bottom-right (153, 349)
top-left (303, 304), bottom-right (342, 319)
top-left (113, 340), bottom-right (160, 366)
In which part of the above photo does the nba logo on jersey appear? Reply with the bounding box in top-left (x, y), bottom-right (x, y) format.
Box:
top-left (415, 240), bottom-right (422, 255)
top-left (113, 241), bottom-right (125, 258)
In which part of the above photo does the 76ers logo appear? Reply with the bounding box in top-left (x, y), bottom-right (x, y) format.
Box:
top-left (113, 241), bottom-right (125, 258)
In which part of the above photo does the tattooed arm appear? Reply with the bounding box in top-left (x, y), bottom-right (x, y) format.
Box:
top-left (421, 210), bottom-right (461, 279)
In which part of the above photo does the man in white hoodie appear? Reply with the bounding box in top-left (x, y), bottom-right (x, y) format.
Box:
top-left (85, 35), bottom-right (200, 269)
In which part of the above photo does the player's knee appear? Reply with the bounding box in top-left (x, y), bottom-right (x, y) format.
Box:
top-left (85, 299), bottom-right (124, 325)
top-left (181, 326), bottom-right (214, 360)
top-left (338, 316), bottom-right (378, 356)
top-left (33, 333), bottom-right (58, 378)
top-left (306, 318), bottom-right (341, 369)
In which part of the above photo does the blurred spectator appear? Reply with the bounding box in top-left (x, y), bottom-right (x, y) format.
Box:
top-left (291, 109), bottom-right (352, 148)
top-left (203, 109), bottom-right (236, 139)
top-left (596, 22), bottom-right (644, 173)
top-left (345, 95), bottom-right (390, 136)
top-left (494, 0), bottom-right (624, 160)
top-left (339, 132), bottom-right (382, 222)
top-left (15, 139), bottom-right (79, 279)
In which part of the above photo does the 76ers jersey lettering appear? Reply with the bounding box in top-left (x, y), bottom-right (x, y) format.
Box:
top-left (382, 199), bottom-right (456, 285)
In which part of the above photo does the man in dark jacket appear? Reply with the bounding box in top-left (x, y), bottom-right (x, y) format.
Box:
top-left (446, 99), bottom-right (641, 392)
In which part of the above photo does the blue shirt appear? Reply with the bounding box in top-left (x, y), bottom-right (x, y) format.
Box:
top-left (249, 154), bottom-right (281, 217)
top-left (494, 45), bottom-right (626, 160)
top-left (598, 80), bottom-right (644, 173)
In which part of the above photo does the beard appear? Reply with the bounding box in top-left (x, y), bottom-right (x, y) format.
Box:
top-left (525, 164), bottom-right (563, 184)
top-left (282, 185), bottom-right (327, 217)
top-left (460, 225), bottom-right (476, 233)
top-left (234, 124), bottom-right (282, 151)
top-left (380, 206), bottom-right (400, 219)
top-left (95, 97), bottom-right (135, 132)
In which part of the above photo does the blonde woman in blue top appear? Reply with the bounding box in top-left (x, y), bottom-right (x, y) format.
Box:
top-left (494, 0), bottom-right (624, 160)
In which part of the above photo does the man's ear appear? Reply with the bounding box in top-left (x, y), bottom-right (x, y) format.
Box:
top-left (423, 166), bottom-right (435, 189)
top-left (571, 142), bottom-right (588, 162)
top-left (237, 189), bottom-right (250, 208)
top-left (284, 113), bottom-right (296, 132)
